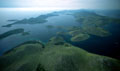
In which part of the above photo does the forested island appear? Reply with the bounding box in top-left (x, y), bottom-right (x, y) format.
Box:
top-left (0, 28), bottom-right (28, 40)
top-left (7, 19), bottom-right (19, 22)
top-left (54, 10), bottom-right (120, 42)
top-left (0, 36), bottom-right (120, 71)
top-left (2, 13), bottom-right (59, 27)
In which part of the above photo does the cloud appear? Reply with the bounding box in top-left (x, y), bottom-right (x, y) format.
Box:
top-left (0, 0), bottom-right (120, 9)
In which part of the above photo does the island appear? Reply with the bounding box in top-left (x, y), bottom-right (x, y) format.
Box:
top-left (0, 36), bottom-right (120, 71)
top-left (46, 25), bottom-right (54, 29)
top-left (71, 10), bottom-right (120, 27)
top-left (82, 26), bottom-right (111, 37)
top-left (57, 10), bottom-right (120, 42)
top-left (67, 26), bottom-right (111, 42)
top-left (7, 19), bottom-right (19, 22)
top-left (71, 33), bottom-right (90, 42)
top-left (21, 31), bottom-right (30, 36)
top-left (2, 13), bottom-right (59, 27)
top-left (0, 28), bottom-right (25, 40)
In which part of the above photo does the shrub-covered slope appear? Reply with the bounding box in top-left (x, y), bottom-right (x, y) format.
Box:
top-left (0, 37), bottom-right (120, 71)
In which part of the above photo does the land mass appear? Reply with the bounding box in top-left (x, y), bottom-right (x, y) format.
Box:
top-left (7, 19), bottom-right (19, 22)
top-left (0, 36), bottom-right (120, 71)
top-left (57, 10), bottom-right (120, 42)
top-left (2, 13), bottom-right (59, 27)
top-left (0, 28), bottom-right (27, 40)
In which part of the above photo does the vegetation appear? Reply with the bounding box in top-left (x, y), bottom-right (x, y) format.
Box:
top-left (0, 36), bottom-right (120, 71)
top-left (0, 28), bottom-right (25, 40)
top-left (82, 26), bottom-right (111, 37)
top-left (7, 19), bottom-right (19, 22)
top-left (56, 31), bottom-right (68, 36)
top-left (46, 36), bottom-right (67, 46)
top-left (46, 25), bottom-right (54, 29)
top-left (2, 24), bottom-right (12, 27)
top-left (66, 26), bottom-right (110, 42)
top-left (72, 10), bottom-right (120, 27)
top-left (62, 10), bottom-right (119, 42)
top-left (3, 13), bottom-right (59, 27)
top-left (56, 26), bottom-right (65, 29)
top-left (71, 33), bottom-right (90, 42)
top-left (21, 32), bottom-right (30, 36)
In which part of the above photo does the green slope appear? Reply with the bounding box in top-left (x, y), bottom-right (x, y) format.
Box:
top-left (0, 37), bottom-right (120, 71)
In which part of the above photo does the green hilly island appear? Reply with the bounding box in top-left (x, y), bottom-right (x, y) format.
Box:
top-left (0, 36), bottom-right (120, 71)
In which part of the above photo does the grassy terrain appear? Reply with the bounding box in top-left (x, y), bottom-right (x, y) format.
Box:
top-left (0, 28), bottom-right (25, 40)
top-left (72, 10), bottom-right (120, 26)
top-left (0, 36), bottom-right (120, 71)
top-left (62, 10), bottom-right (120, 42)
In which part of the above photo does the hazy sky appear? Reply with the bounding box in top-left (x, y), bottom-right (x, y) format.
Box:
top-left (0, 0), bottom-right (120, 9)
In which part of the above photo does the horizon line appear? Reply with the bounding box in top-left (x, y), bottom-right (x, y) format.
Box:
top-left (0, 7), bottom-right (120, 11)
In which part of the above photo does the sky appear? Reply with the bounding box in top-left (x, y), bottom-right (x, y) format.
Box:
top-left (0, 0), bottom-right (120, 10)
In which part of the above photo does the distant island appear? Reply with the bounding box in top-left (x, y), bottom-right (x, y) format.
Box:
top-left (7, 19), bottom-right (19, 22)
top-left (2, 13), bottom-right (59, 27)
top-left (0, 28), bottom-right (28, 40)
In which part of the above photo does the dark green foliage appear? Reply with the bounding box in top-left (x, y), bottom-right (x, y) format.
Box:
top-left (46, 25), bottom-right (54, 29)
top-left (7, 19), bottom-right (19, 22)
top-left (63, 10), bottom-right (119, 42)
top-left (2, 24), bottom-right (12, 27)
top-left (72, 11), bottom-right (120, 27)
top-left (36, 64), bottom-right (46, 71)
top-left (21, 32), bottom-right (30, 36)
top-left (0, 28), bottom-right (24, 40)
top-left (0, 38), bottom-right (120, 71)
top-left (0, 41), bottom-right (44, 71)
top-left (4, 40), bottom-right (44, 54)
top-left (2, 13), bottom-right (59, 27)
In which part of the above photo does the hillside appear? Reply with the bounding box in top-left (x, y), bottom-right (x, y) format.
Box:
top-left (0, 36), bottom-right (120, 71)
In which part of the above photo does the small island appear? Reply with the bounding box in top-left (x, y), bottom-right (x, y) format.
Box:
top-left (21, 32), bottom-right (30, 36)
top-left (0, 28), bottom-right (25, 40)
top-left (82, 26), bottom-right (111, 37)
top-left (7, 19), bottom-right (19, 22)
top-left (46, 25), bottom-right (54, 29)
top-left (67, 26), bottom-right (110, 42)
top-left (71, 33), bottom-right (90, 42)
